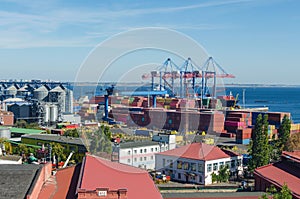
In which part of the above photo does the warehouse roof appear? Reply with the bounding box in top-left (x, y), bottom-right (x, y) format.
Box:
top-left (22, 134), bottom-right (86, 146)
top-left (254, 161), bottom-right (300, 198)
top-left (78, 155), bottom-right (162, 199)
top-left (10, 127), bottom-right (46, 135)
top-left (0, 164), bottom-right (41, 199)
top-left (282, 150), bottom-right (300, 163)
top-left (157, 142), bottom-right (237, 161)
top-left (118, 140), bottom-right (159, 149)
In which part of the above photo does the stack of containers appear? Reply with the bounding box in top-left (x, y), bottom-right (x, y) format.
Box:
top-left (225, 111), bottom-right (252, 133)
top-left (130, 97), bottom-right (144, 107)
top-left (236, 128), bottom-right (252, 144)
top-left (164, 98), bottom-right (173, 109)
top-left (170, 99), bottom-right (181, 109)
top-left (290, 123), bottom-right (300, 135)
top-left (179, 99), bottom-right (196, 109)
top-left (199, 111), bottom-right (225, 132)
top-left (268, 112), bottom-right (291, 126)
top-left (268, 125), bottom-right (278, 139)
top-left (156, 97), bottom-right (165, 108)
top-left (121, 97), bottom-right (130, 106)
top-left (110, 107), bottom-right (129, 124)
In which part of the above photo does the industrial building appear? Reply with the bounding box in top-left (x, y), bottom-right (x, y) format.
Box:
top-left (0, 80), bottom-right (74, 125)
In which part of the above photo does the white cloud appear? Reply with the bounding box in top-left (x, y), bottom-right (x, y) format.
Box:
top-left (0, 0), bottom-right (254, 48)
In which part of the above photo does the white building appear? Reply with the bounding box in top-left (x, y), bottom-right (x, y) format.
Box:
top-left (152, 133), bottom-right (176, 151)
top-left (155, 142), bottom-right (243, 185)
top-left (112, 141), bottom-right (169, 170)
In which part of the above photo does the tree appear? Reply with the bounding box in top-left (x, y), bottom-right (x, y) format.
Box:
top-left (278, 115), bottom-right (291, 152)
top-left (286, 132), bottom-right (300, 151)
top-left (210, 165), bottom-right (230, 183)
top-left (88, 125), bottom-right (112, 154)
top-left (50, 142), bottom-right (66, 161)
top-left (63, 129), bottom-right (79, 138)
top-left (249, 114), bottom-right (270, 171)
top-left (260, 183), bottom-right (292, 199)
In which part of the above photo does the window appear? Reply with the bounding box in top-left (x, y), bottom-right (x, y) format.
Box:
top-left (191, 163), bottom-right (196, 171)
top-left (226, 161), bottom-right (231, 168)
top-left (155, 147), bottom-right (158, 152)
top-left (128, 150), bottom-right (131, 155)
top-left (183, 162), bottom-right (190, 170)
top-left (213, 163), bottom-right (218, 171)
top-left (140, 149), bottom-right (143, 153)
top-left (151, 148), bottom-right (154, 152)
top-left (134, 158), bottom-right (137, 162)
top-left (127, 159), bottom-right (131, 163)
top-left (177, 161), bottom-right (182, 169)
top-left (198, 163), bottom-right (203, 172)
top-left (163, 159), bottom-right (166, 167)
top-left (140, 157), bottom-right (143, 161)
top-left (144, 149), bottom-right (147, 153)
top-left (144, 157), bottom-right (147, 161)
top-left (231, 160), bottom-right (236, 168)
top-left (219, 162), bottom-right (224, 169)
top-left (151, 156), bottom-right (154, 160)
top-left (207, 164), bottom-right (212, 172)
top-left (178, 173), bottom-right (181, 179)
top-left (169, 161), bottom-right (173, 168)
top-left (134, 150), bottom-right (137, 154)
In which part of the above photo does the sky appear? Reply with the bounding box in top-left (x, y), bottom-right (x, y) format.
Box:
top-left (0, 0), bottom-right (299, 85)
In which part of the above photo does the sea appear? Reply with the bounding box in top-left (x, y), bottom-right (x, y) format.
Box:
top-left (226, 86), bottom-right (300, 123)
top-left (73, 85), bottom-right (300, 123)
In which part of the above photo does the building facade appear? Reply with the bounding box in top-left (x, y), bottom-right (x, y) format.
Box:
top-left (155, 142), bottom-right (243, 185)
top-left (112, 140), bottom-right (170, 170)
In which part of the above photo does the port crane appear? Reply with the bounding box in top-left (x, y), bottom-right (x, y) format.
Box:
top-left (142, 56), bottom-right (235, 99)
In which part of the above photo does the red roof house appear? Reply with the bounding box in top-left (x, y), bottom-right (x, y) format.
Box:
top-left (77, 154), bottom-right (162, 199)
top-left (155, 142), bottom-right (243, 185)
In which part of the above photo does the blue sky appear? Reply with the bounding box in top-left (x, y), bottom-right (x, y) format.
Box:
top-left (0, 0), bottom-right (299, 85)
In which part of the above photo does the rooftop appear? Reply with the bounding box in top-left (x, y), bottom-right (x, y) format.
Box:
top-left (157, 142), bottom-right (236, 161)
top-left (282, 150), bottom-right (300, 163)
top-left (10, 127), bottom-right (46, 135)
top-left (0, 164), bottom-right (41, 199)
top-left (119, 140), bottom-right (160, 149)
top-left (38, 164), bottom-right (81, 199)
top-left (78, 154), bottom-right (162, 199)
top-left (22, 134), bottom-right (86, 146)
top-left (254, 161), bottom-right (300, 198)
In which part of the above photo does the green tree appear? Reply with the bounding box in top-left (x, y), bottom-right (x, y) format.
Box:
top-left (249, 114), bottom-right (270, 171)
top-left (278, 115), bottom-right (291, 152)
top-left (63, 129), bottom-right (79, 138)
top-left (88, 125), bottom-right (112, 154)
top-left (51, 142), bottom-right (66, 161)
top-left (217, 165), bottom-right (230, 182)
top-left (274, 183), bottom-right (292, 199)
top-left (260, 183), bottom-right (292, 199)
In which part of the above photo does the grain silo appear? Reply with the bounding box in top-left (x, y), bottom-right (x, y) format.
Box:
top-left (4, 85), bottom-right (17, 97)
top-left (33, 85), bottom-right (49, 101)
top-left (49, 85), bottom-right (66, 113)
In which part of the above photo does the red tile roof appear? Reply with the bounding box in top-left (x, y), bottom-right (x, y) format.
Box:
top-left (282, 150), bottom-right (300, 163)
top-left (254, 161), bottom-right (300, 198)
top-left (79, 155), bottom-right (162, 199)
top-left (158, 143), bottom-right (233, 161)
top-left (38, 165), bottom-right (81, 199)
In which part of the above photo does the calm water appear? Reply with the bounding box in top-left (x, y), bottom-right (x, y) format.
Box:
top-left (226, 87), bottom-right (300, 123)
top-left (73, 85), bottom-right (300, 123)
